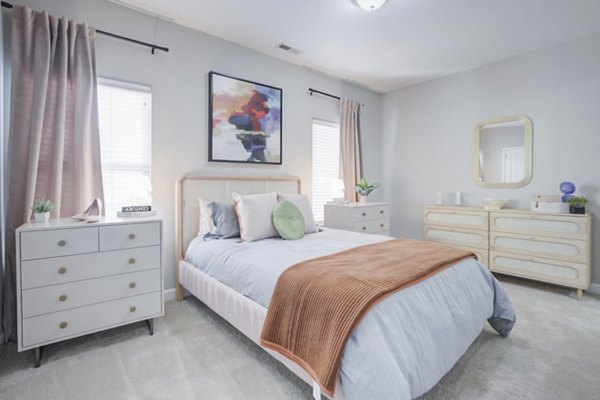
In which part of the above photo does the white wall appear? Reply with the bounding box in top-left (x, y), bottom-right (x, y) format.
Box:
top-left (382, 32), bottom-right (600, 285)
top-left (5, 0), bottom-right (382, 292)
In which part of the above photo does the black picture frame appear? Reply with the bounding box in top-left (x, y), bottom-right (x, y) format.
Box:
top-left (208, 71), bottom-right (283, 165)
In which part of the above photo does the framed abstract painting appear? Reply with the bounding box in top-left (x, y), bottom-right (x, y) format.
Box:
top-left (208, 71), bottom-right (282, 164)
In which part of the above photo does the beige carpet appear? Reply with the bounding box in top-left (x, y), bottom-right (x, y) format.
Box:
top-left (1, 276), bottom-right (599, 400)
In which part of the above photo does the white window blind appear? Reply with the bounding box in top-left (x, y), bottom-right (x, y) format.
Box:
top-left (98, 79), bottom-right (152, 216)
top-left (312, 119), bottom-right (340, 224)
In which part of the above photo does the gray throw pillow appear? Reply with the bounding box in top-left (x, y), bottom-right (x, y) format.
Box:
top-left (204, 201), bottom-right (240, 240)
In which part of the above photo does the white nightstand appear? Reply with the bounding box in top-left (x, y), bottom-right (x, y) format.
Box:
top-left (16, 217), bottom-right (164, 367)
top-left (324, 202), bottom-right (390, 236)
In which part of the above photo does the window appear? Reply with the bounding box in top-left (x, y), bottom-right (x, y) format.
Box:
top-left (98, 79), bottom-right (152, 216)
top-left (312, 119), bottom-right (340, 224)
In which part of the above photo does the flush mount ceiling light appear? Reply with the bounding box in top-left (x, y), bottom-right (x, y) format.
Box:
top-left (353, 0), bottom-right (387, 12)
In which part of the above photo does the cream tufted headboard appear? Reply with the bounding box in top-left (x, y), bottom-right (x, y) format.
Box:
top-left (175, 174), bottom-right (301, 259)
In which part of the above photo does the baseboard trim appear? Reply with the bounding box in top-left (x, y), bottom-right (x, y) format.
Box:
top-left (164, 288), bottom-right (176, 302)
top-left (588, 283), bottom-right (600, 295)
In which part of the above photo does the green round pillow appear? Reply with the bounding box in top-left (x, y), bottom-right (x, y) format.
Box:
top-left (272, 201), bottom-right (305, 240)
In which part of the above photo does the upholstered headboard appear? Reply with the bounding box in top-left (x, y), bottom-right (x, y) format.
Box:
top-left (175, 174), bottom-right (301, 259)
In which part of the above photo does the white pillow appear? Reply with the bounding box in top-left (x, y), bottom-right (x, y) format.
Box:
top-left (198, 198), bottom-right (214, 236)
top-left (276, 193), bottom-right (317, 233)
top-left (232, 192), bottom-right (278, 242)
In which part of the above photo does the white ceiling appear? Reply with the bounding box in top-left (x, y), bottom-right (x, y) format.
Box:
top-left (111, 0), bottom-right (600, 93)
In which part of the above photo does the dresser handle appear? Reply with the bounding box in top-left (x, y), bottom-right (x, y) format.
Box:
top-left (59, 295), bottom-right (67, 302)
top-left (362, 212), bottom-right (366, 217)
top-left (362, 226), bottom-right (367, 231)
top-left (59, 322), bottom-right (68, 329)
top-left (129, 258), bottom-right (136, 264)
top-left (380, 210), bottom-right (384, 214)
top-left (58, 267), bottom-right (67, 275)
top-left (58, 240), bottom-right (66, 247)
top-left (129, 233), bottom-right (136, 239)
top-left (380, 224), bottom-right (385, 228)
top-left (130, 306), bottom-right (137, 313)
top-left (129, 282), bottom-right (136, 289)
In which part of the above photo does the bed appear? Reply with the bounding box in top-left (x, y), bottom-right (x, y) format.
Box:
top-left (175, 174), bottom-right (515, 400)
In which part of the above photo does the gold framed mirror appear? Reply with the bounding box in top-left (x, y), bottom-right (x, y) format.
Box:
top-left (473, 114), bottom-right (533, 188)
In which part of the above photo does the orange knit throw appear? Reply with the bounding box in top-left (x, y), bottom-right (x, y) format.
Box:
top-left (260, 238), bottom-right (474, 397)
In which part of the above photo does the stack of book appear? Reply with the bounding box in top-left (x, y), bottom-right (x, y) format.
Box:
top-left (117, 205), bottom-right (157, 218)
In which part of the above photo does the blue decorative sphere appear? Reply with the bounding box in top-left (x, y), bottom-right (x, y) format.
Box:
top-left (559, 181), bottom-right (576, 202)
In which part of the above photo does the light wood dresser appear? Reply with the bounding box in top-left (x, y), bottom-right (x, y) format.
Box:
top-left (423, 206), bottom-right (489, 265)
top-left (16, 217), bottom-right (164, 366)
top-left (324, 202), bottom-right (390, 236)
top-left (424, 205), bottom-right (592, 299)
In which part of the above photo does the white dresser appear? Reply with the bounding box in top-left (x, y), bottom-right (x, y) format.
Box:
top-left (324, 202), bottom-right (390, 236)
top-left (423, 205), bottom-right (592, 298)
top-left (16, 217), bottom-right (164, 366)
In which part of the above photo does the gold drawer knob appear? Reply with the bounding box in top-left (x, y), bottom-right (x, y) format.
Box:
top-left (129, 306), bottom-right (137, 313)
top-left (128, 233), bottom-right (136, 239)
top-left (58, 267), bottom-right (67, 275)
top-left (362, 212), bottom-right (366, 216)
top-left (58, 240), bottom-right (66, 247)
top-left (59, 295), bottom-right (67, 302)
top-left (59, 321), bottom-right (68, 329)
top-left (129, 282), bottom-right (136, 289)
top-left (129, 258), bottom-right (136, 264)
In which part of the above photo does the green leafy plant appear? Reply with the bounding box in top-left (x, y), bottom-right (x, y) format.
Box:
top-left (567, 195), bottom-right (589, 207)
top-left (354, 177), bottom-right (380, 197)
top-left (31, 198), bottom-right (54, 213)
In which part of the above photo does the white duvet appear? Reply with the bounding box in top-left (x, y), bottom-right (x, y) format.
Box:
top-left (185, 229), bottom-right (515, 400)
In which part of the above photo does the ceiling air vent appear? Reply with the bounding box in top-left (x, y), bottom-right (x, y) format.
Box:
top-left (276, 43), bottom-right (302, 55)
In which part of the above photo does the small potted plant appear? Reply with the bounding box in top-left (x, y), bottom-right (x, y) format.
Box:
top-left (31, 198), bottom-right (54, 222)
top-left (567, 195), bottom-right (589, 215)
top-left (354, 177), bottom-right (380, 204)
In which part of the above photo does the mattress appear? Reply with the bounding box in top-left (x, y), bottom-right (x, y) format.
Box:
top-left (184, 228), bottom-right (515, 399)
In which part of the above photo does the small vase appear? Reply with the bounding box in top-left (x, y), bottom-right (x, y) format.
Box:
top-left (569, 205), bottom-right (585, 215)
top-left (34, 212), bottom-right (50, 223)
top-left (359, 195), bottom-right (368, 204)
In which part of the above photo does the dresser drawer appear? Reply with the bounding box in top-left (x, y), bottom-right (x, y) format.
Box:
top-left (350, 205), bottom-right (389, 222)
top-left (424, 225), bottom-right (488, 250)
top-left (489, 251), bottom-right (590, 289)
top-left (424, 208), bottom-right (488, 230)
top-left (20, 227), bottom-right (98, 261)
top-left (21, 246), bottom-right (161, 289)
top-left (99, 222), bottom-right (160, 251)
top-left (490, 232), bottom-right (588, 263)
top-left (490, 212), bottom-right (590, 240)
top-left (353, 218), bottom-right (389, 234)
top-left (22, 291), bottom-right (162, 348)
top-left (22, 269), bottom-right (161, 318)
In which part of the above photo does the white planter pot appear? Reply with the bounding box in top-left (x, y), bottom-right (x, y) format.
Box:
top-left (34, 212), bottom-right (50, 223)
top-left (359, 195), bottom-right (368, 204)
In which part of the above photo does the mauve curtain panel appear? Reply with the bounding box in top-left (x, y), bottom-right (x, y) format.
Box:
top-left (2, 5), bottom-right (104, 342)
top-left (339, 99), bottom-right (363, 202)
top-left (0, 6), bottom-right (6, 345)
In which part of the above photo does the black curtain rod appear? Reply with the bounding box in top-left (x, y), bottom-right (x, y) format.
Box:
top-left (308, 88), bottom-right (364, 107)
top-left (308, 88), bottom-right (340, 101)
top-left (1, 1), bottom-right (169, 54)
